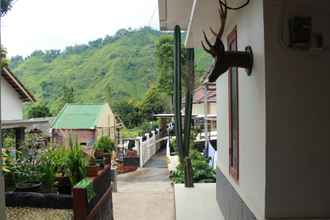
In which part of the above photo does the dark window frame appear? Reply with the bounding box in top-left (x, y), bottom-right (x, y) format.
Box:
top-left (228, 26), bottom-right (239, 182)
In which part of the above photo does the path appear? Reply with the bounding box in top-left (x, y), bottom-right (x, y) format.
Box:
top-left (113, 149), bottom-right (175, 220)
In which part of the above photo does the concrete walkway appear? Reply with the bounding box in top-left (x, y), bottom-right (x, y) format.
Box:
top-left (113, 149), bottom-right (175, 220)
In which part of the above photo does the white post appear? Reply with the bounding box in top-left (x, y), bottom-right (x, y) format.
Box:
top-left (204, 83), bottom-right (209, 153)
top-left (139, 137), bottom-right (143, 168)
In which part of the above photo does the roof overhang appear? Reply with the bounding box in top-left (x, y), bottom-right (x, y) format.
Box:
top-left (158, 0), bottom-right (195, 31)
top-left (185, 0), bottom-right (221, 48)
top-left (2, 67), bottom-right (36, 102)
top-left (158, 0), bottom-right (240, 48)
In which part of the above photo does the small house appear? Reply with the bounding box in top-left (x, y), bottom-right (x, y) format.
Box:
top-left (1, 66), bottom-right (36, 147)
top-left (51, 103), bottom-right (120, 147)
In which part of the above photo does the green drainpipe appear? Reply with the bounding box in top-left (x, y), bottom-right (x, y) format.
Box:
top-left (173, 25), bottom-right (183, 164)
top-left (183, 48), bottom-right (194, 187)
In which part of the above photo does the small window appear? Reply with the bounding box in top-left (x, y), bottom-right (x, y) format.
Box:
top-left (228, 27), bottom-right (239, 181)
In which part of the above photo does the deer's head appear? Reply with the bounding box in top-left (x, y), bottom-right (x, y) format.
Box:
top-left (201, 0), bottom-right (253, 82)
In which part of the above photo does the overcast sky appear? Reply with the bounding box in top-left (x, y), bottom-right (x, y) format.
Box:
top-left (1, 0), bottom-right (159, 57)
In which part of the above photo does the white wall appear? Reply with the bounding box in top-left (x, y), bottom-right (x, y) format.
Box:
top-left (264, 0), bottom-right (330, 218)
top-left (1, 76), bottom-right (23, 121)
top-left (216, 0), bottom-right (266, 219)
top-left (192, 102), bottom-right (216, 115)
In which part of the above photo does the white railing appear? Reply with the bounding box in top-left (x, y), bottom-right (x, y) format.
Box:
top-left (137, 130), bottom-right (167, 167)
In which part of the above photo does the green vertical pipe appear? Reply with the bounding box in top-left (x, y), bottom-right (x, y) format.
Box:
top-left (173, 25), bottom-right (183, 163)
top-left (183, 48), bottom-right (195, 187)
top-left (183, 48), bottom-right (194, 158)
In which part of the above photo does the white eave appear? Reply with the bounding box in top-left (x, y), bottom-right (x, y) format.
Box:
top-left (185, 0), bottom-right (221, 48)
top-left (159, 0), bottom-right (243, 48)
top-left (158, 0), bottom-right (195, 31)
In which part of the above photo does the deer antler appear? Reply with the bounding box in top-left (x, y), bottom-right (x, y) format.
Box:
top-left (201, 0), bottom-right (227, 57)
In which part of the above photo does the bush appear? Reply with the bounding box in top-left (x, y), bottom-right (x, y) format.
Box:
top-left (95, 136), bottom-right (115, 153)
top-left (170, 150), bottom-right (215, 183)
top-left (3, 137), bottom-right (15, 148)
top-left (65, 143), bottom-right (88, 185)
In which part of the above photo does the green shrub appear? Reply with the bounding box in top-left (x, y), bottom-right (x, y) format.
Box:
top-left (170, 150), bottom-right (215, 183)
top-left (65, 143), bottom-right (88, 185)
top-left (39, 147), bottom-right (68, 189)
top-left (95, 136), bottom-right (115, 153)
top-left (3, 137), bottom-right (15, 148)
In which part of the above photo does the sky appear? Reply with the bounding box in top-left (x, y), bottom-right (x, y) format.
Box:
top-left (1, 0), bottom-right (160, 57)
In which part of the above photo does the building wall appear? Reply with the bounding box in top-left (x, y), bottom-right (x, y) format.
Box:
top-left (192, 102), bottom-right (216, 115)
top-left (96, 104), bottom-right (116, 140)
top-left (52, 129), bottom-right (96, 147)
top-left (264, 0), bottom-right (330, 218)
top-left (216, 0), bottom-right (266, 219)
top-left (1, 76), bottom-right (23, 121)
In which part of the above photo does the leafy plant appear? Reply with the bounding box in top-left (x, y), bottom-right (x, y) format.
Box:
top-left (170, 150), bottom-right (215, 183)
top-left (65, 143), bottom-right (88, 185)
top-left (14, 152), bottom-right (42, 184)
top-left (1, 151), bottom-right (13, 173)
top-left (39, 147), bottom-right (66, 190)
top-left (95, 136), bottom-right (115, 153)
top-left (3, 136), bottom-right (15, 148)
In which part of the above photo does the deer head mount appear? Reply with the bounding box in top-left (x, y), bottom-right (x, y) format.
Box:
top-left (201, 0), bottom-right (253, 82)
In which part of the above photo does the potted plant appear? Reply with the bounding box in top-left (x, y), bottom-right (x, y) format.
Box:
top-left (2, 151), bottom-right (15, 191)
top-left (87, 157), bottom-right (99, 177)
top-left (95, 136), bottom-right (115, 165)
top-left (14, 156), bottom-right (42, 192)
top-left (64, 143), bottom-right (87, 186)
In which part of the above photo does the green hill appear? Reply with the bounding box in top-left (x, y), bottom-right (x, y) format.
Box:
top-left (10, 27), bottom-right (212, 114)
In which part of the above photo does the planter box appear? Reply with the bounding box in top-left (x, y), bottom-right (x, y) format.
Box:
top-left (123, 157), bottom-right (139, 167)
top-left (73, 165), bottom-right (113, 220)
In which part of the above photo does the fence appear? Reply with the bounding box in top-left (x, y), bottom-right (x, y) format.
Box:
top-left (72, 165), bottom-right (113, 220)
top-left (136, 130), bottom-right (167, 167)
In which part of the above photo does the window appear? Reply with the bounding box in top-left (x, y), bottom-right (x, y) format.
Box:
top-left (228, 27), bottom-right (239, 181)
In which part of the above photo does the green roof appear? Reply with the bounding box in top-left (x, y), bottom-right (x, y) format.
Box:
top-left (52, 104), bottom-right (105, 129)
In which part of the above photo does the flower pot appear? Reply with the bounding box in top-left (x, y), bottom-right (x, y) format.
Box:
top-left (94, 149), bottom-right (104, 159)
top-left (15, 182), bottom-right (42, 192)
top-left (87, 165), bottom-right (99, 177)
top-left (104, 153), bottom-right (112, 165)
top-left (56, 176), bottom-right (72, 194)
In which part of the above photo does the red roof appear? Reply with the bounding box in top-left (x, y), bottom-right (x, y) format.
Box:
top-left (182, 82), bottom-right (216, 104)
top-left (2, 67), bottom-right (36, 102)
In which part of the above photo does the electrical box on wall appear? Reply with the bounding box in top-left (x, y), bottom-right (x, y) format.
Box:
top-left (288, 16), bottom-right (312, 49)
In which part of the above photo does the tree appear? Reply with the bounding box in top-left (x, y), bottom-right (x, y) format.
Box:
top-left (62, 85), bottom-right (74, 104)
top-left (156, 35), bottom-right (174, 96)
top-left (27, 102), bottom-right (51, 119)
top-left (55, 85), bottom-right (75, 113)
top-left (140, 86), bottom-right (168, 121)
top-left (9, 55), bottom-right (24, 68)
top-left (112, 100), bottom-right (143, 129)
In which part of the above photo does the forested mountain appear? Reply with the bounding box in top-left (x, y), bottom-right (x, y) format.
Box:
top-left (10, 27), bottom-right (212, 114)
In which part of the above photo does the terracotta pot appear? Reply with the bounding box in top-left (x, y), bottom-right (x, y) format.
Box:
top-left (94, 149), bottom-right (104, 159)
top-left (87, 165), bottom-right (99, 177)
top-left (56, 176), bottom-right (71, 194)
top-left (104, 153), bottom-right (112, 165)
